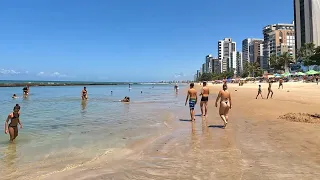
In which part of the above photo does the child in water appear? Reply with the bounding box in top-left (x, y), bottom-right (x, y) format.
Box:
top-left (12, 94), bottom-right (17, 98)
top-left (5, 104), bottom-right (23, 142)
top-left (256, 85), bottom-right (263, 99)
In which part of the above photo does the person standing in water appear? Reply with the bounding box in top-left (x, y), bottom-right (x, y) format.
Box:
top-left (256, 84), bottom-right (263, 99)
top-left (200, 81), bottom-right (209, 117)
top-left (185, 83), bottom-right (197, 121)
top-left (278, 78), bottom-right (283, 89)
top-left (5, 104), bottom-right (23, 142)
top-left (215, 84), bottom-right (232, 128)
top-left (22, 85), bottom-right (29, 96)
top-left (267, 80), bottom-right (274, 99)
top-left (81, 87), bottom-right (88, 100)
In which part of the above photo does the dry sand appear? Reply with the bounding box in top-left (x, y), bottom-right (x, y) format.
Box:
top-left (42, 82), bottom-right (320, 180)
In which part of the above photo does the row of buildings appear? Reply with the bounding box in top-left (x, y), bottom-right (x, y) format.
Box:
top-left (194, 0), bottom-right (320, 81)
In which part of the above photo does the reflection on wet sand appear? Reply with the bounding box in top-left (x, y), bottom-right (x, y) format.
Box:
top-left (1, 143), bottom-right (17, 179)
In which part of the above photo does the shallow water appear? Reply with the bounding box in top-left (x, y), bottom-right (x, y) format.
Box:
top-left (0, 84), bottom-right (186, 179)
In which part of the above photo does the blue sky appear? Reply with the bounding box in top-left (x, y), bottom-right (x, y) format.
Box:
top-left (0, 0), bottom-right (294, 82)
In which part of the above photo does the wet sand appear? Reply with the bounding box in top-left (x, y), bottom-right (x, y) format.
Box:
top-left (38, 82), bottom-right (320, 179)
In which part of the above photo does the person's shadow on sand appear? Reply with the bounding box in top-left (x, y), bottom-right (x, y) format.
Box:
top-left (179, 119), bottom-right (192, 122)
top-left (208, 125), bottom-right (225, 129)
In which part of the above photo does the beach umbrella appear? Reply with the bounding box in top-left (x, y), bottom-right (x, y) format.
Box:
top-left (306, 70), bottom-right (320, 75)
top-left (274, 73), bottom-right (281, 77)
top-left (297, 72), bottom-right (306, 76)
top-left (282, 72), bottom-right (291, 77)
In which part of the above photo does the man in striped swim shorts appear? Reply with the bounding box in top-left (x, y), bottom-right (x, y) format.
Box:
top-left (185, 83), bottom-right (198, 121)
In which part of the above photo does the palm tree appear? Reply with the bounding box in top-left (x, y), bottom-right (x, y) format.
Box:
top-left (246, 62), bottom-right (259, 77)
top-left (269, 54), bottom-right (280, 71)
top-left (297, 43), bottom-right (316, 68)
top-left (278, 52), bottom-right (294, 73)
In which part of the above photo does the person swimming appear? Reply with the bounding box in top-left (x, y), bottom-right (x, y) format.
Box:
top-left (12, 94), bottom-right (17, 99)
top-left (5, 104), bottom-right (23, 142)
top-left (121, 96), bottom-right (130, 102)
top-left (215, 84), bottom-right (232, 128)
top-left (81, 87), bottom-right (88, 100)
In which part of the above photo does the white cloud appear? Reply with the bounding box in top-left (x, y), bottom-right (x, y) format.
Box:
top-left (0, 69), bottom-right (21, 75)
top-left (174, 72), bottom-right (186, 78)
top-left (37, 71), bottom-right (67, 78)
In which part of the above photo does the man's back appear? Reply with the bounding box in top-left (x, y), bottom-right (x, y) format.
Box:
top-left (188, 88), bottom-right (197, 99)
top-left (202, 86), bottom-right (209, 96)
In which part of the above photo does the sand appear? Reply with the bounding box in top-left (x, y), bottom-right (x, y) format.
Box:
top-left (40, 82), bottom-right (320, 180)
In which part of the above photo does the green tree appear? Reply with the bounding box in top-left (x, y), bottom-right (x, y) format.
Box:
top-left (309, 46), bottom-right (320, 66)
top-left (297, 43), bottom-right (316, 68)
top-left (198, 73), bottom-right (213, 81)
top-left (278, 52), bottom-right (294, 73)
top-left (269, 54), bottom-right (282, 71)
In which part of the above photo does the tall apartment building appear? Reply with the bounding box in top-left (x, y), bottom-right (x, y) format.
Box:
top-left (218, 38), bottom-right (236, 72)
top-left (249, 39), bottom-right (264, 68)
top-left (294, 0), bottom-right (320, 51)
top-left (236, 51), bottom-right (243, 76)
top-left (202, 63), bottom-right (206, 73)
top-left (212, 58), bottom-right (221, 74)
top-left (263, 23), bottom-right (295, 70)
top-left (205, 55), bottom-right (213, 73)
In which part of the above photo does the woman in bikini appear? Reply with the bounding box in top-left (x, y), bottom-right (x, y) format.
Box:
top-left (5, 104), bottom-right (23, 142)
top-left (215, 84), bottom-right (232, 128)
top-left (81, 87), bottom-right (88, 100)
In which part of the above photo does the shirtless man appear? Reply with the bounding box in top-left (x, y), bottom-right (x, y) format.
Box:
top-left (5, 104), bottom-right (23, 142)
top-left (256, 84), bottom-right (263, 99)
top-left (81, 87), bottom-right (88, 100)
top-left (316, 75), bottom-right (319, 85)
top-left (185, 83), bottom-right (197, 121)
top-left (267, 81), bottom-right (274, 99)
top-left (200, 81), bottom-right (209, 117)
top-left (215, 84), bottom-right (232, 128)
top-left (278, 78), bottom-right (283, 89)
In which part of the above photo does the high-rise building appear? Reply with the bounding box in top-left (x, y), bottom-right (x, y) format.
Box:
top-left (263, 23), bottom-right (295, 70)
top-left (202, 63), bottom-right (206, 73)
top-left (294, 0), bottom-right (320, 51)
top-left (242, 38), bottom-right (251, 64)
top-left (218, 38), bottom-right (236, 72)
top-left (212, 58), bottom-right (221, 74)
top-left (236, 51), bottom-right (243, 76)
top-left (205, 55), bottom-right (213, 73)
top-left (249, 39), bottom-right (264, 68)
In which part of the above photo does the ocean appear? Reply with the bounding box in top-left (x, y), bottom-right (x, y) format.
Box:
top-left (0, 84), bottom-right (186, 179)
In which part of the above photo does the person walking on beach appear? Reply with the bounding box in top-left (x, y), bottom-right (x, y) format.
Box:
top-left (256, 85), bottom-right (263, 99)
top-left (185, 83), bottom-right (197, 121)
top-left (278, 79), bottom-right (283, 89)
top-left (4, 104), bottom-right (23, 142)
top-left (267, 81), bottom-right (274, 99)
top-left (316, 75), bottom-right (319, 85)
top-left (81, 87), bottom-right (88, 100)
top-left (200, 81), bottom-right (209, 117)
top-left (215, 84), bottom-right (232, 128)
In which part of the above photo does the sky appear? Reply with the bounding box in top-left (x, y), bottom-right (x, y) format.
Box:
top-left (0, 0), bottom-right (294, 82)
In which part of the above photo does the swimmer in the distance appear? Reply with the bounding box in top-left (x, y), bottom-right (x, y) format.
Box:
top-left (121, 96), bottom-right (130, 102)
top-left (12, 94), bottom-right (17, 99)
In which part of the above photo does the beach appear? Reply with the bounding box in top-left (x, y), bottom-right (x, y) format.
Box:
top-left (1, 82), bottom-right (320, 179)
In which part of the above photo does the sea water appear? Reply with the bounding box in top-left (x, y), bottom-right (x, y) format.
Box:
top-left (0, 84), bottom-right (186, 179)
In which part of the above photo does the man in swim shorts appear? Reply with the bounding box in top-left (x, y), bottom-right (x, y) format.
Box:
top-left (278, 78), bottom-right (283, 89)
top-left (5, 104), bottom-right (23, 142)
top-left (215, 84), bottom-right (232, 128)
top-left (267, 80), bottom-right (273, 99)
top-left (256, 84), bottom-right (263, 99)
top-left (200, 81), bottom-right (209, 117)
top-left (185, 83), bottom-right (197, 121)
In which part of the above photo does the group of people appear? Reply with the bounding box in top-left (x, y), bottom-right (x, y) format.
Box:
top-left (185, 82), bottom-right (232, 128)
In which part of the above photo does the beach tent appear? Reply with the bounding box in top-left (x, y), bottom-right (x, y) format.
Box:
top-left (297, 72), bottom-right (306, 76)
top-left (306, 70), bottom-right (320, 75)
top-left (282, 72), bottom-right (291, 77)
